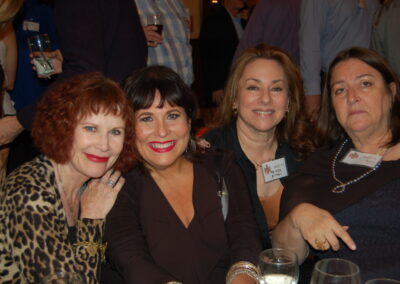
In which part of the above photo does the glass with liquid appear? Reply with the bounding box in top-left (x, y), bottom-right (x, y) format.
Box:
top-left (258, 248), bottom-right (299, 284)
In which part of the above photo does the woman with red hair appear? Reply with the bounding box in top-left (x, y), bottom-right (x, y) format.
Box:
top-left (0, 72), bottom-right (136, 283)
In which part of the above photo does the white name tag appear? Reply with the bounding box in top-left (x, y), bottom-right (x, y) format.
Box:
top-left (23, 20), bottom-right (40, 32)
top-left (261, 157), bottom-right (288, 183)
top-left (341, 149), bottom-right (382, 168)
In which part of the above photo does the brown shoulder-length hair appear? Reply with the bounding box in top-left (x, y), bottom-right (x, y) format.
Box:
top-left (32, 72), bottom-right (136, 172)
top-left (124, 65), bottom-right (200, 166)
top-left (214, 43), bottom-right (315, 159)
top-left (317, 47), bottom-right (400, 147)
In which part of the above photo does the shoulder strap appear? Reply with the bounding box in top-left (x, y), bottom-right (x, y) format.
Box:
top-left (209, 148), bottom-right (232, 221)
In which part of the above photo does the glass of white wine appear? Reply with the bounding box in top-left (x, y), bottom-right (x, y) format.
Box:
top-left (310, 258), bottom-right (361, 284)
top-left (258, 248), bottom-right (299, 284)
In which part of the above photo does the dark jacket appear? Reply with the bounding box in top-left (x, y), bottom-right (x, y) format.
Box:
top-left (203, 121), bottom-right (303, 249)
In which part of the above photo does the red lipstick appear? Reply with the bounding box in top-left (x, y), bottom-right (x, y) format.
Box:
top-left (148, 140), bottom-right (176, 153)
top-left (85, 153), bottom-right (109, 163)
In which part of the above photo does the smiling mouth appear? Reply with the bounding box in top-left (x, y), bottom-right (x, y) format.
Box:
top-left (85, 153), bottom-right (109, 163)
top-left (253, 110), bottom-right (274, 115)
top-left (148, 141), bottom-right (176, 153)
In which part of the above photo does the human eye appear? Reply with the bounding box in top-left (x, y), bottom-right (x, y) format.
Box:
top-left (360, 80), bottom-right (373, 87)
top-left (332, 87), bottom-right (345, 95)
top-left (270, 85), bottom-right (284, 92)
top-left (83, 125), bottom-right (96, 132)
top-left (167, 112), bottom-right (181, 120)
top-left (138, 115), bottom-right (153, 122)
top-left (246, 85), bottom-right (259, 91)
top-left (110, 128), bottom-right (123, 135)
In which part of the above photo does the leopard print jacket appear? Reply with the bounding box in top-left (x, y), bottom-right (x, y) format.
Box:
top-left (0, 155), bottom-right (105, 283)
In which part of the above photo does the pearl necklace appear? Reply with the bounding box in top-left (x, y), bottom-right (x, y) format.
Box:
top-left (331, 139), bottom-right (386, 193)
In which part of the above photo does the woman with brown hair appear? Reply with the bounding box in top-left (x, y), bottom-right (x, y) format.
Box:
top-left (201, 44), bottom-right (315, 249)
top-left (274, 47), bottom-right (400, 280)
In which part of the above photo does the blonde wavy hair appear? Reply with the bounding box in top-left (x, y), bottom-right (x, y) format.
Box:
top-left (0, 0), bottom-right (23, 29)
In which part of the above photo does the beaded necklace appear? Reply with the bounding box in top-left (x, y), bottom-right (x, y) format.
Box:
top-left (331, 139), bottom-right (387, 193)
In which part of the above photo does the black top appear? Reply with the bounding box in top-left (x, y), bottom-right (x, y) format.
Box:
top-left (104, 151), bottom-right (261, 284)
top-left (199, 4), bottom-right (246, 106)
top-left (203, 121), bottom-right (303, 249)
top-left (280, 140), bottom-right (400, 280)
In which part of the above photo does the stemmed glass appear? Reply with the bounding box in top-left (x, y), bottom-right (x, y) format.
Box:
top-left (258, 248), bottom-right (299, 284)
top-left (310, 258), bottom-right (361, 284)
top-left (365, 279), bottom-right (400, 284)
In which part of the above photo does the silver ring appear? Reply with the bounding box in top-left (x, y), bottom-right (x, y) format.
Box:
top-left (106, 180), bottom-right (115, 187)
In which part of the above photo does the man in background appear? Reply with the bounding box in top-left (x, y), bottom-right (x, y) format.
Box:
top-left (136, 0), bottom-right (193, 86)
top-left (200, 0), bottom-right (246, 106)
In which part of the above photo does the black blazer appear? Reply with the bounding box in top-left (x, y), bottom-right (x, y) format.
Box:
top-left (200, 4), bottom-right (246, 105)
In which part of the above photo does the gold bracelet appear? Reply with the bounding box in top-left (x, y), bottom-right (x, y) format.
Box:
top-left (72, 241), bottom-right (107, 261)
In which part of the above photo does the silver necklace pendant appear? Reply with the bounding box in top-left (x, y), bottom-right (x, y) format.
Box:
top-left (332, 184), bottom-right (346, 193)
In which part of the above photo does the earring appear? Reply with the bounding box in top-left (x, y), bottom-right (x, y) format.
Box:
top-left (232, 105), bottom-right (238, 116)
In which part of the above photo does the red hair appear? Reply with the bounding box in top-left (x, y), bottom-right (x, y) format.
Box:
top-left (32, 72), bottom-right (136, 172)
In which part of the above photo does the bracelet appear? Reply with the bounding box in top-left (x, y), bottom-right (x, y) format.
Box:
top-left (72, 241), bottom-right (107, 262)
top-left (226, 261), bottom-right (259, 284)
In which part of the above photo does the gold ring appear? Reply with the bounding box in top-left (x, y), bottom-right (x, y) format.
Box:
top-left (315, 238), bottom-right (327, 250)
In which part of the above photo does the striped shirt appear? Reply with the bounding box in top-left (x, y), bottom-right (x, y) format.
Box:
top-left (136, 0), bottom-right (193, 85)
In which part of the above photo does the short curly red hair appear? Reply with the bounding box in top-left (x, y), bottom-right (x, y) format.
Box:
top-left (32, 72), bottom-right (136, 172)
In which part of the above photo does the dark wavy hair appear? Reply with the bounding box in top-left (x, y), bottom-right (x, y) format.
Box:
top-left (316, 47), bottom-right (400, 147)
top-left (124, 65), bottom-right (200, 165)
top-left (32, 72), bottom-right (136, 172)
top-left (214, 43), bottom-right (315, 159)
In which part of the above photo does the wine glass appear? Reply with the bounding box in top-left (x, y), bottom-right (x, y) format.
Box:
top-left (258, 248), bottom-right (299, 284)
top-left (365, 279), bottom-right (400, 284)
top-left (41, 272), bottom-right (83, 284)
top-left (310, 258), bottom-right (361, 284)
top-left (27, 34), bottom-right (54, 76)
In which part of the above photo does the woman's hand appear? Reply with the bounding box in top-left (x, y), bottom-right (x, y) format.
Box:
top-left (230, 274), bottom-right (258, 284)
top-left (80, 169), bottom-right (125, 220)
top-left (30, 49), bottom-right (63, 78)
top-left (290, 203), bottom-right (357, 251)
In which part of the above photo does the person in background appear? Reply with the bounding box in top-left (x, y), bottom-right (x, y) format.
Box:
top-left (7, 0), bottom-right (59, 174)
top-left (0, 73), bottom-right (136, 283)
top-left (234, 0), bottom-right (302, 66)
top-left (0, 23), bottom-right (16, 115)
top-left (274, 47), bottom-right (400, 280)
top-left (200, 44), bottom-right (315, 249)
top-left (0, 0), bottom-right (147, 170)
top-left (200, 0), bottom-right (246, 106)
top-left (136, 0), bottom-right (193, 86)
top-left (370, 0), bottom-right (400, 78)
top-left (104, 66), bottom-right (261, 284)
top-left (300, 0), bottom-right (379, 120)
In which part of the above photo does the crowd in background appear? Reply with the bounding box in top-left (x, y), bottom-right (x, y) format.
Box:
top-left (0, 0), bottom-right (399, 283)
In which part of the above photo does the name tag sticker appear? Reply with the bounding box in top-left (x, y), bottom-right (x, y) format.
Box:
top-left (261, 157), bottom-right (288, 183)
top-left (341, 149), bottom-right (382, 168)
top-left (23, 20), bottom-right (40, 32)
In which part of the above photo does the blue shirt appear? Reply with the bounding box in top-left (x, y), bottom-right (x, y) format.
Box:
top-left (135, 0), bottom-right (193, 85)
top-left (10, 0), bottom-right (58, 110)
top-left (300, 0), bottom-right (379, 95)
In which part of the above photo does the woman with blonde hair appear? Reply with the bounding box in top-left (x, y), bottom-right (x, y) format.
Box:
top-left (201, 44), bottom-right (315, 248)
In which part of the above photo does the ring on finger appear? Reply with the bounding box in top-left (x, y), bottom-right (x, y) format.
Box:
top-left (106, 179), bottom-right (116, 187)
top-left (315, 238), bottom-right (327, 250)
